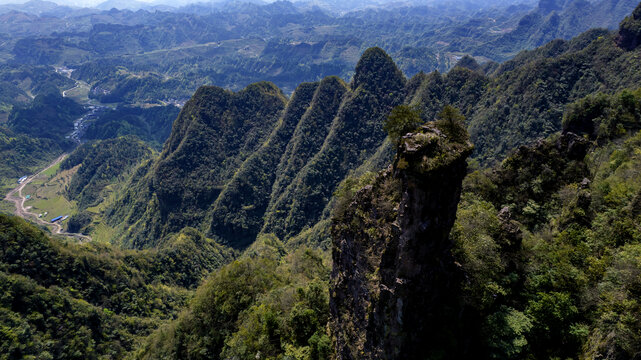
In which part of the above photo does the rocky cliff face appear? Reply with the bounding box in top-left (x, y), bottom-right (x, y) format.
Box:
top-left (330, 123), bottom-right (473, 359)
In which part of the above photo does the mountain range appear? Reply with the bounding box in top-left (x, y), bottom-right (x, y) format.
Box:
top-left (1, 1), bottom-right (641, 360)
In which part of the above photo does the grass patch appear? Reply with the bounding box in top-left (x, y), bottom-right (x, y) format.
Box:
top-left (40, 161), bottom-right (61, 178)
top-left (64, 81), bottom-right (91, 104)
top-left (26, 165), bottom-right (79, 221)
top-left (89, 221), bottom-right (118, 243)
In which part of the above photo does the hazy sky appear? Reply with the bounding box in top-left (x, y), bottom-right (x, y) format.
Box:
top-left (0, 0), bottom-right (200, 6)
top-left (0, 0), bottom-right (532, 9)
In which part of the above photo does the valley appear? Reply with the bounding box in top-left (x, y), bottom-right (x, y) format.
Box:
top-left (0, 66), bottom-right (112, 240)
top-left (1, 0), bottom-right (641, 359)
top-left (3, 153), bottom-right (91, 241)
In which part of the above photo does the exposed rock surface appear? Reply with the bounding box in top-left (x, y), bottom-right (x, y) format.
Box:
top-left (330, 123), bottom-right (473, 359)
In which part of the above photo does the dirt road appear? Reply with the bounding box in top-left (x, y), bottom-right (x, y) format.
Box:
top-left (4, 154), bottom-right (92, 242)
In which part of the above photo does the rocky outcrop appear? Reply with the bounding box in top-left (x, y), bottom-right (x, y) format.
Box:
top-left (330, 123), bottom-right (473, 359)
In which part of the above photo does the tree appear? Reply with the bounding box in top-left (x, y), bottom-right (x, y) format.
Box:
top-left (436, 105), bottom-right (468, 143)
top-left (384, 105), bottom-right (422, 145)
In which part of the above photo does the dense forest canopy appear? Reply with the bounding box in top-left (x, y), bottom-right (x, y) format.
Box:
top-left (1, 1), bottom-right (641, 360)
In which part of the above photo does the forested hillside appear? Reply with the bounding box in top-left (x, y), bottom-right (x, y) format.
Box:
top-left (208, 81), bottom-right (319, 247)
top-left (104, 83), bottom-right (287, 248)
top-left (2, 2), bottom-right (641, 360)
top-left (0, 127), bottom-right (62, 183)
top-left (0, 72), bottom-right (81, 185)
top-left (133, 4), bottom-right (641, 359)
top-left (83, 105), bottom-right (180, 149)
top-left (261, 48), bottom-right (406, 240)
top-left (61, 136), bottom-right (153, 210)
top-left (104, 6), bottom-right (641, 250)
top-left (135, 236), bottom-right (331, 360)
top-left (8, 89), bottom-right (83, 143)
top-left (448, 86), bottom-right (641, 359)
top-left (138, 53), bottom-right (641, 360)
top-left (0, 214), bottom-right (233, 358)
top-left (104, 48), bottom-right (406, 249)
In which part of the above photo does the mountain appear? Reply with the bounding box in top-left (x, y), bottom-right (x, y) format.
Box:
top-left (106, 48), bottom-right (405, 249)
top-left (618, 0), bottom-right (641, 49)
top-left (0, 81), bottom-right (30, 120)
top-left (0, 126), bottom-right (63, 182)
top-left (262, 76), bottom-right (348, 239)
top-left (467, 24), bottom-right (641, 163)
top-left (0, 0), bottom-right (633, 102)
top-left (207, 81), bottom-right (319, 247)
top-left (403, 8), bottom-right (641, 164)
top-left (105, 82), bottom-right (287, 248)
top-left (261, 48), bottom-right (406, 240)
top-left (476, 0), bottom-right (640, 59)
top-left (96, 0), bottom-right (154, 10)
top-left (61, 136), bottom-right (153, 209)
top-left (0, 0), bottom-right (78, 16)
top-left (447, 88), bottom-right (641, 359)
top-left (328, 84), bottom-right (641, 359)
top-left (134, 235), bottom-right (330, 360)
top-left (104, 6), bottom-right (641, 248)
top-left (3, 3), bottom-right (641, 360)
top-left (128, 4), bottom-right (641, 359)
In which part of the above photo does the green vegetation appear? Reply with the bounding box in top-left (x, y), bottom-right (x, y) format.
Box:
top-left (108, 49), bottom-right (405, 249)
top-left (2, 0), bottom-right (632, 103)
top-left (436, 105), bottom-right (469, 143)
top-left (261, 47), bottom-right (406, 240)
top-left (106, 82), bottom-right (287, 248)
top-left (136, 236), bottom-right (330, 360)
top-left (0, 64), bottom-right (75, 97)
top-left (383, 105), bottom-right (422, 145)
top-left (407, 66), bottom-right (488, 128)
top-left (112, 12), bottom-right (641, 249)
top-left (262, 76), bottom-right (348, 239)
top-left (8, 90), bottom-right (83, 144)
top-left (451, 87), bottom-right (641, 358)
top-left (0, 82), bottom-right (28, 117)
top-left (0, 214), bottom-right (233, 358)
top-left (62, 137), bottom-right (153, 209)
top-left (208, 82), bottom-right (319, 247)
top-left (563, 88), bottom-right (641, 140)
top-left (0, 64), bottom-right (75, 124)
top-left (399, 18), bottom-right (641, 164)
top-left (618, 1), bottom-right (641, 50)
top-left (0, 126), bottom-right (62, 185)
top-left (132, 84), bottom-right (641, 359)
top-left (2, 4), bottom-right (641, 359)
top-left (469, 25), bottom-right (641, 163)
top-left (84, 105), bottom-right (180, 149)
top-left (23, 163), bottom-right (79, 225)
top-left (66, 211), bottom-right (92, 233)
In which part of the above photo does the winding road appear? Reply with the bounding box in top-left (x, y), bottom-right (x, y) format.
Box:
top-left (5, 69), bottom-right (96, 242)
top-left (1, 67), bottom-right (96, 241)
top-left (4, 154), bottom-right (92, 241)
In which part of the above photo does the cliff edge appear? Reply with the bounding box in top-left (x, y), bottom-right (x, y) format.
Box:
top-left (330, 122), bottom-right (473, 359)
